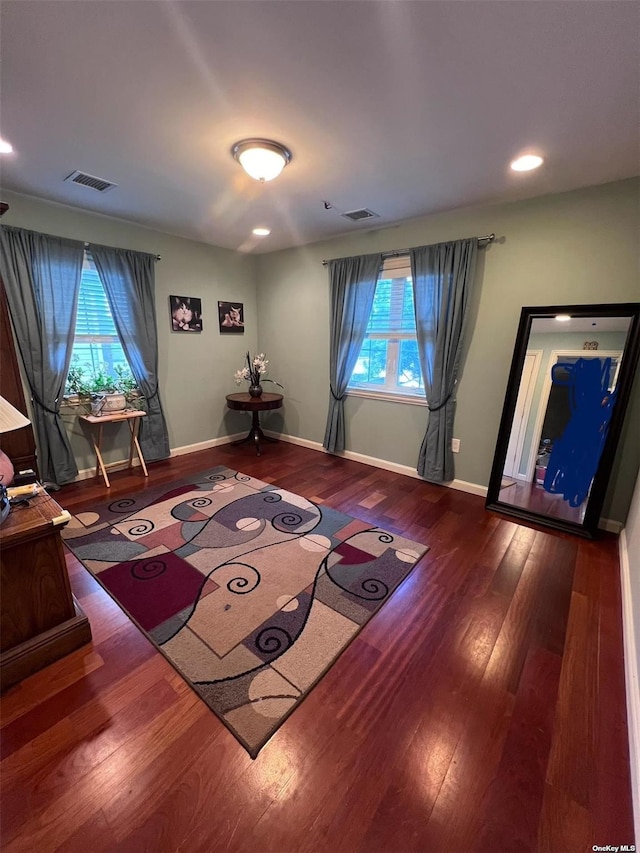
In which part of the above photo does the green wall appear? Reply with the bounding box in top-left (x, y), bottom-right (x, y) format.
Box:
top-left (4, 180), bottom-right (638, 523)
top-left (2, 190), bottom-right (259, 471)
top-left (256, 179), bottom-right (640, 523)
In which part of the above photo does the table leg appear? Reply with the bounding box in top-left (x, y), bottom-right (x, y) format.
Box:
top-left (230, 411), bottom-right (279, 456)
top-left (127, 421), bottom-right (135, 469)
top-left (130, 418), bottom-right (149, 477)
top-left (95, 424), bottom-right (102, 478)
top-left (92, 425), bottom-right (111, 488)
top-left (126, 418), bottom-right (149, 476)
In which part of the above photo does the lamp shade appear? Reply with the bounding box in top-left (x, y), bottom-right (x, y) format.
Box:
top-left (232, 139), bottom-right (292, 182)
top-left (0, 396), bottom-right (30, 433)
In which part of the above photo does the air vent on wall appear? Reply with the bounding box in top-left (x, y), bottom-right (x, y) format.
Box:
top-left (64, 170), bottom-right (117, 193)
top-left (341, 208), bottom-right (379, 222)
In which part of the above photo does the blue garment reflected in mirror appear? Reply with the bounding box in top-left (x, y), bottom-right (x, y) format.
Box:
top-left (543, 357), bottom-right (617, 507)
top-left (486, 304), bottom-right (640, 538)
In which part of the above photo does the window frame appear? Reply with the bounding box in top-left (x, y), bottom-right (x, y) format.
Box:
top-left (63, 253), bottom-right (133, 402)
top-left (347, 255), bottom-right (427, 406)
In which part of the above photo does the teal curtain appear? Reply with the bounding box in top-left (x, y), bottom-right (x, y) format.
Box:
top-left (0, 225), bottom-right (84, 485)
top-left (410, 239), bottom-right (477, 482)
top-left (323, 253), bottom-right (381, 453)
top-left (89, 243), bottom-right (170, 461)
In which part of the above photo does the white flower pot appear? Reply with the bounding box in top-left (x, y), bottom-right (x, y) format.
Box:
top-left (91, 393), bottom-right (127, 416)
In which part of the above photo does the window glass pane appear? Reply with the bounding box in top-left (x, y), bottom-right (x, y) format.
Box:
top-left (348, 258), bottom-right (423, 398)
top-left (66, 260), bottom-right (133, 393)
top-left (398, 339), bottom-right (424, 389)
top-left (351, 338), bottom-right (387, 385)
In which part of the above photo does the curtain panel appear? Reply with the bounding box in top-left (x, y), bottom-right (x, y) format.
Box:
top-left (89, 243), bottom-right (170, 461)
top-left (323, 253), bottom-right (382, 453)
top-left (410, 238), bottom-right (478, 482)
top-left (0, 224), bottom-right (84, 485)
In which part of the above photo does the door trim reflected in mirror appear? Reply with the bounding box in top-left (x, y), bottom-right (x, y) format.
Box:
top-left (486, 303), bottom-right (640, 538)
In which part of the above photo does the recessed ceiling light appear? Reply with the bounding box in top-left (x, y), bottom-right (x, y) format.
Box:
top-left (252, 227), bottom-right (271, 237)
top-left (510, 154), bottom-right (543, 172)
top-left (555, 314), bottom-right (571, 322)
top-left (0, 138), bottom-right (14, 155)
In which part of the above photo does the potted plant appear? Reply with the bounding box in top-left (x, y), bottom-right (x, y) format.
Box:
top-left (63, 359), bottom-right (93, 407)
top-left (63, 360), bottom-right (143, 414)
top-left (234, 352), bottom-right (283, 398)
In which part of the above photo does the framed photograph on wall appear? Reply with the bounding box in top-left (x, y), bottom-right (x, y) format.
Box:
top-left (218, 301), bottom-right (245, 334)
top-left (170, 295), bottom-right (203, 332)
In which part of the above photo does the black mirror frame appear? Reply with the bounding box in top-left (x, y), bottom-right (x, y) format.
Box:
top-left (486, 303), bottom-right (640, 539)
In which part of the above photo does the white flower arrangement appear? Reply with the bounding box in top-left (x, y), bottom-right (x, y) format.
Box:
top-left (234, 352), bottom-right (283, 389)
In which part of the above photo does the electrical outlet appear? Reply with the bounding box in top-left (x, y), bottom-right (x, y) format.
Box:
top-left (451, 438), bottom-right (461, 453)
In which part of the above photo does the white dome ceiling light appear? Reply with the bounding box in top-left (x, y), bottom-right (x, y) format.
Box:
top-left (232, 139), bottom-right (292, 182)
top-left (510, 154), bottom-right (544, 172)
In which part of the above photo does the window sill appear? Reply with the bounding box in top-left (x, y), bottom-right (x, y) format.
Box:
top-left (346, 388), bottom-right (428, 407)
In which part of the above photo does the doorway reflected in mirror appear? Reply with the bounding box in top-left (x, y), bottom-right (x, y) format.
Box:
top-left (487, 305), bottom-right (640, 538)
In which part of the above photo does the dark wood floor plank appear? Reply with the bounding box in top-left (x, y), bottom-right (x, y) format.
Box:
top-left (0, 442), bottom-right (633, 852)
top-left (545, 589), bottom-right (594, 808)
top-left (472, 646), bottom-right (562, 853)
top-left (537, 783), bottom-right (592, 853)
top-left (585, 539), bottom-right (636, 845)
top-left (3, 691), bottom-right (205, 852)
top-left (1, 676), bottom-right (182, 843)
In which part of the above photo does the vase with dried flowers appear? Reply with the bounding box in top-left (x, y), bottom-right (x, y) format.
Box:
top-left (234, 352), bottom-right (283, 398)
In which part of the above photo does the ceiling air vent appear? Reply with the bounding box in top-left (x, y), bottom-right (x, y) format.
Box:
top-left (341, 208), bottom-right (379, 222)
top-left (64, 170), bottom-right (117, 193)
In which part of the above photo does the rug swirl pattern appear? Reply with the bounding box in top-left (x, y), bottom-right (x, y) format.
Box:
top-left (62, 467), bottom-right (429, 756)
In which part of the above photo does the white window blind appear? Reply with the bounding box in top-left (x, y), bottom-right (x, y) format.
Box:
top-left (66, 255), bottom-right (131, 385)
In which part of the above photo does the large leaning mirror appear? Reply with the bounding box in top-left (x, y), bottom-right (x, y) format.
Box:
top-left (486, 303), bottom-right (640, 538)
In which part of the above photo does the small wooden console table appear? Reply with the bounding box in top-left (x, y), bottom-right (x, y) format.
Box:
top-left (0, 486), bottom-right (92, 689)
top-left (80, 409), bottom-right (148, 488)
top-left (225, 392), bottom-right (283, 456)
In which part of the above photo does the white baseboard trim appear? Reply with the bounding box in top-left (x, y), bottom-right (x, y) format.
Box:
top-left (599, 517), bottom-right (624, 534)
top-left (169, 433), bottom-right (245, 457)
top-left (74, 459), bottom-right (144, 481)
top-left (72, 429), bottom-right (623, 533)
top-left (619, 527), bottom-right (640, 845)
top-left (268, 432), bottom-right (624, 525)
top-left (266, 431), bottom-right (488, 497)
top-left (73, 433), bottom-right (245, 481)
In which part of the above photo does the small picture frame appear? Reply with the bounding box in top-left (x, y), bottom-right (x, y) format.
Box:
top-left (170, 295), bottom-right (202, 332)
top-left (218, 301), bottom-right (245, 334)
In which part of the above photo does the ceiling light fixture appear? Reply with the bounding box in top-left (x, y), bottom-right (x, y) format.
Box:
top-left (555, 315), bottom-right (571, 322)
top-left (252, 227), bottom-right (271, 237)
top-left (0, 138), bottom-right (14, 155)
top-left (232, 139), bottom-right (292, 182)
top-left (510, 154), bottom-right (543, 172)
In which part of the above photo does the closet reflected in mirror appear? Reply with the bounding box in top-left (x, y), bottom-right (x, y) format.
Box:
top-left (486, 304), bottom-right (640, 538)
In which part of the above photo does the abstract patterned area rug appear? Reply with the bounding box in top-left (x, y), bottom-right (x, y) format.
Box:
top-left (61, 467), bottom-right (429, 757)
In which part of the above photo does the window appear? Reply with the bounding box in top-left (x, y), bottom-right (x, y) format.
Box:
top-left (348, 256), bottom-right (425, 402)
top-left (65, 255), bottom-right (133, 394)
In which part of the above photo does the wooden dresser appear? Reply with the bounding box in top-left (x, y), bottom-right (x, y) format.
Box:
top-left (0, 487), bottom-right (91, 689)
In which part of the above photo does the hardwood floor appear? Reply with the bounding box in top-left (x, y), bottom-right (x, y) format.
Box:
top-left (0, 442), bottom-right (634, 852)
top-left (498, 479), bottom-right (586, 524)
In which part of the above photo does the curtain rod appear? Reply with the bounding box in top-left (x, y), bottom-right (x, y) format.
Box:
top-left (321, 233), bottom-right (495, 266)
top-left (84, 242), bottom-right (161, 261)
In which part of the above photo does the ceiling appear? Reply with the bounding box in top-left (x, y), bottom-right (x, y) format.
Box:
top-left (532, 316), bottom-right (632, 334)
top-left (1, 1), bottom-right (638, 254)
